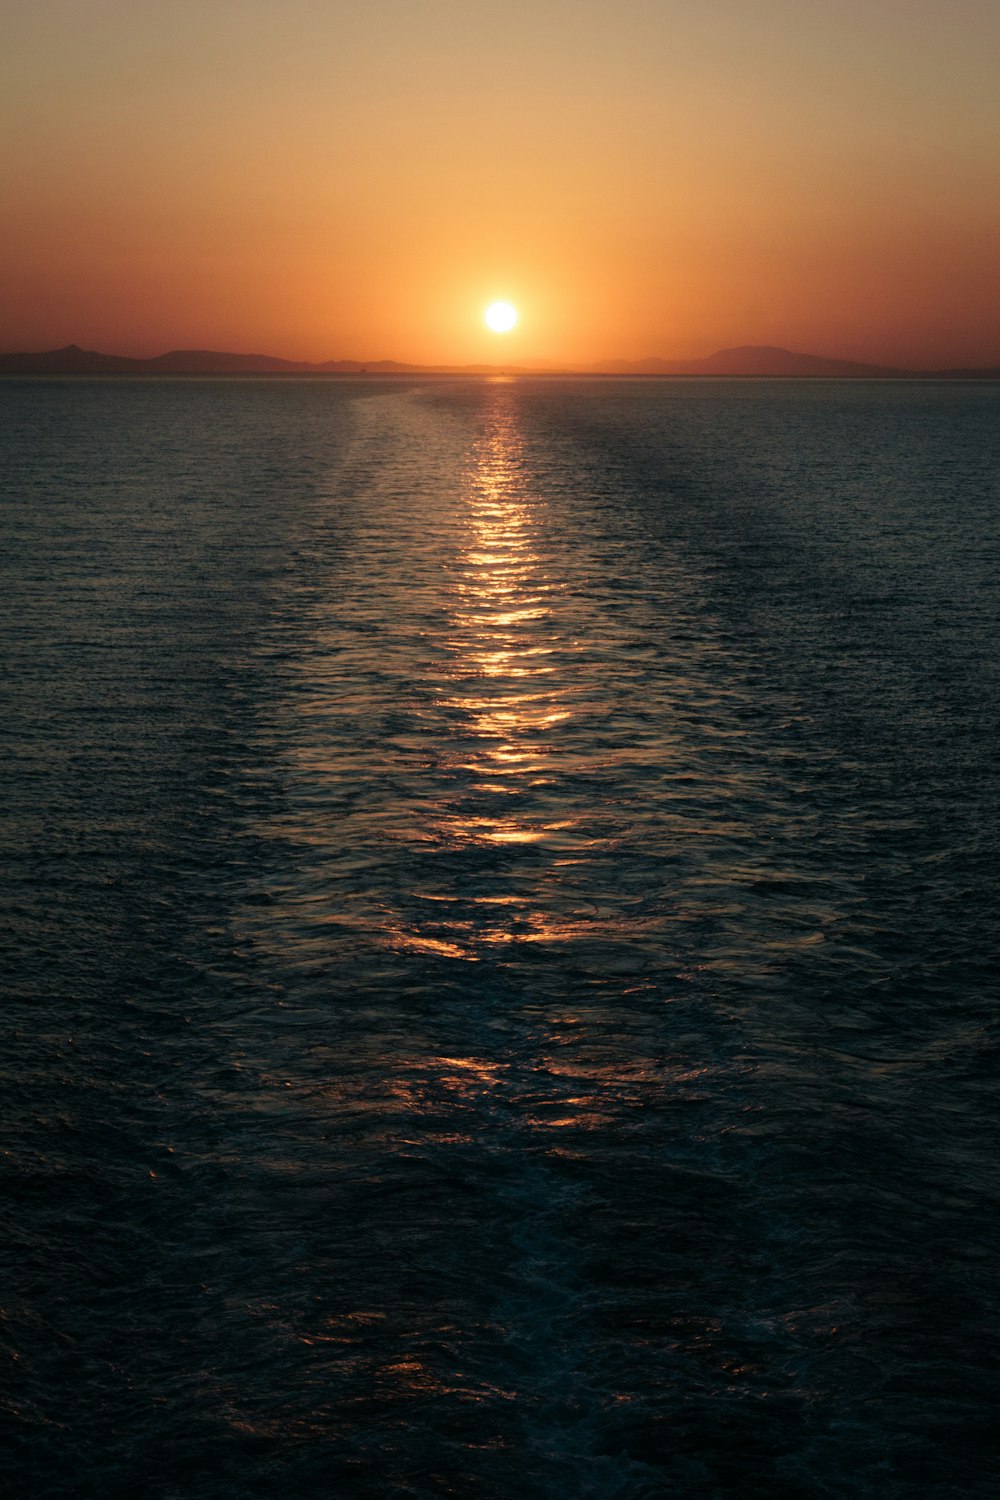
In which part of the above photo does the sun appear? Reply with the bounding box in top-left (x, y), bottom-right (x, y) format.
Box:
top-left (484, 301), bottom-right (518, 333)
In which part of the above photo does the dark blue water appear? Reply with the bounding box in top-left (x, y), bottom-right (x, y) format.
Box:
top-left (2, 376), bottom-right (999, 1497)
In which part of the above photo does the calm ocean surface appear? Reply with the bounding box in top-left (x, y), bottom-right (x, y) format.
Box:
top-left (2, 376), bottom-right (999, 1498)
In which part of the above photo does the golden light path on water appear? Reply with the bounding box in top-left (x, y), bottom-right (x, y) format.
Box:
top-left (257, 375), bottom-right (806, 1003)
top-left (182, 374), bottom-right (950, 1488)
top-left (392, 385), bottom-right (603, 962)
top-left (255, 376), bottom-right (845, 1451)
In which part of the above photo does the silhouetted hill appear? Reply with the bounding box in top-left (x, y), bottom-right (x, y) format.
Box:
top-left (0, 346), bottom-right (543, 376)
top-left (0, 345), bottom-right (325, 375)
top-left (2, 343), bottom-right (999, 378)
top-left (0, 344), bottom-right (147, 373)
top-left (147, 349), bottom-right (309, 372)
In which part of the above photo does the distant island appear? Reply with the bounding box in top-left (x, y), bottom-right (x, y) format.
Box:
top-left (1, 342), bottom-right (999, 379)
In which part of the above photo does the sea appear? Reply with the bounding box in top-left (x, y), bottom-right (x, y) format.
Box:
top-left (2, 375), bottom-right (999, 1498)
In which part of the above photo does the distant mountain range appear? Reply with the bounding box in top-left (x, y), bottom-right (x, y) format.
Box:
top-left (0, 345), bottom-right (449, 376)
top-left (1, 342), bottom-right (998, 379)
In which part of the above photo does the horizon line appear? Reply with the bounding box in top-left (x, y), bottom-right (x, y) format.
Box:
top-left (2, 341), bottom-right (1000, 380)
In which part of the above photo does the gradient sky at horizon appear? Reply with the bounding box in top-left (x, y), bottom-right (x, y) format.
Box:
top-left (2, 0), bottom-right (998, 367)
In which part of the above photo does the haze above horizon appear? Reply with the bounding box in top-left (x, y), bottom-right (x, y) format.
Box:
top-left (2, 0), bottom-right (998, 369)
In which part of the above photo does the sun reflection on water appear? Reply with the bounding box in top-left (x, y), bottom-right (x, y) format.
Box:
top-left (451, 423), bottom-right (568, 777)
top-left (390, 395), bottom-right (592, 959)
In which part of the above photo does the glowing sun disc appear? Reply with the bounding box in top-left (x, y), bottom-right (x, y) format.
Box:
top-left (485, 301), bottom-right (518, 333)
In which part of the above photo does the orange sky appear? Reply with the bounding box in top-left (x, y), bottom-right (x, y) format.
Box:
top-left (2, 0), bottom-right (998, 368)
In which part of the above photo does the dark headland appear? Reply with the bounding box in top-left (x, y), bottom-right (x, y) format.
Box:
top-left (1, 342), bottom-right (999, 378)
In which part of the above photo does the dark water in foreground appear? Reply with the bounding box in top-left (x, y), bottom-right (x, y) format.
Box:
top-left (2, 376), bottom-right (999, 1498)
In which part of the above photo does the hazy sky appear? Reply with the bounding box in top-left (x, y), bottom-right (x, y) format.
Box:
top-left (2, 0), bottom-right (998, 365)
